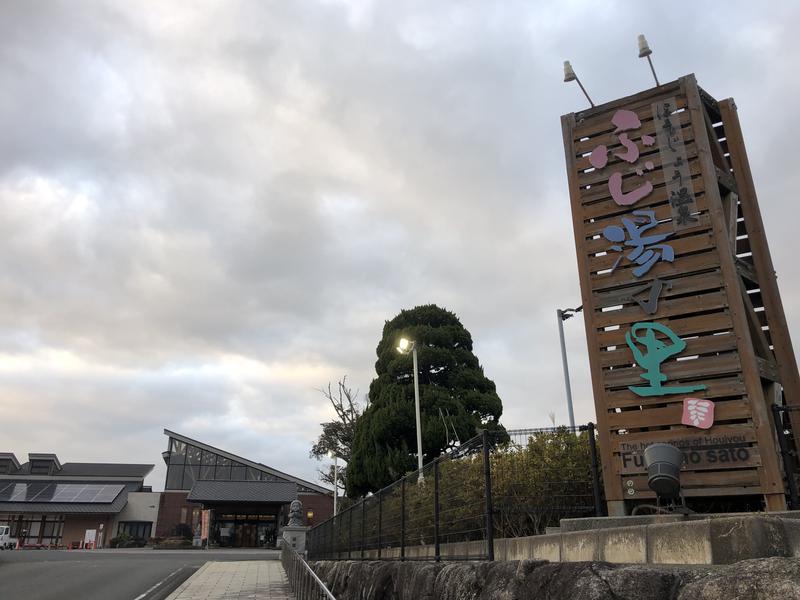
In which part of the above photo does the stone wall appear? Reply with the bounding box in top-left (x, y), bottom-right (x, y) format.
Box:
top-left (311, 558), bottom-right (800, 600)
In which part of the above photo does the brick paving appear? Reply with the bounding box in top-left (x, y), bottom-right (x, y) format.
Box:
top-left (166, 560), bottom-right (295, 600)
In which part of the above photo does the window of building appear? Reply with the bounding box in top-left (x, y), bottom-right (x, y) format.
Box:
top-left (186, 445), bottom-right (202, 465)
top-left (166, 464), bottom-right (185, 490)
top-left (230, 463), bottom-right (246, 480)
top-left (170, 439), bottom-right (186, 464)
top-left (118, 521), bottom-right (152, 540)
top-left (215, 456), bottom-right (231, 480)
top-left (30, 463), bottom-right (51, 475)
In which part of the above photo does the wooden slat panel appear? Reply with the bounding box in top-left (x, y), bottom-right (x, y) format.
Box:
top-left (591, 250), bottom-right (722, 291)
top-left (622, 469), bottom-right (760, 490)
top-left (610, 423), bottom-right (757, 452)
top-left (597, 310), bottom-right (733, 348)
top-left (618, 444), bottom-right (761, 475)
top-left (580, 158), bottom-right (703, 205)
top-left (607, 398), bottom-right (751, 430)
top-left (588, 230), bottom-right (715, 275)
top-left (572, 89), bottom-right (686, 144)
top-left (602, 352), bottom-right (741, 389)
top-left (627, 485), bottom-right (762, 500)
top-left (575, 111), bottom-right (694, 167)
top-left (577, 139), bottom-right (697, 188)
top-left (599, 330), bottom-right (737, 369)
top-left (586, 194), bottom-right (710, 245)
top-left (594, 290), bottom-right (729, 330)
top-left (607, 375), bottom-right (746, 408)
top-left (593, 270), bottom-right (724, 310)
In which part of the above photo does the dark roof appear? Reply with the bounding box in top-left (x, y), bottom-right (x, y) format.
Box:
top-left (0, 482), bottom-right (139, 514)
top-left (164, 429), bottom-right (331, 495)
top-left (11, 462), bottom-right (153, 478)
top-left (187, 480), bottom-right (298, 503)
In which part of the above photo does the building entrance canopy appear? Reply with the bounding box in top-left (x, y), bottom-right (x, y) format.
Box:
top-left (186, 480), bottom-right (297, 504)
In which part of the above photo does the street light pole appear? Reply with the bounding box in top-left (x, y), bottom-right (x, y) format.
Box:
top-left (397, 338), bottom-right (424, 478)
top-left (557, 307), bottom-right (582, 430)
top-left (411, 344), bottom-right (423, 475)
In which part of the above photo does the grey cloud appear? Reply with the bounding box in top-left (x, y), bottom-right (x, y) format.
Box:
top-left (0, 0), bottom-right (798, 488)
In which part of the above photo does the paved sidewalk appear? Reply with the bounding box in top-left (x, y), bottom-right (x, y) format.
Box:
top-left (166, 561), bottom-right (295, 600)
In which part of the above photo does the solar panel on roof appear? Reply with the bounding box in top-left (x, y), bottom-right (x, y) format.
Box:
top-left (94, 485), bottom-right (123, 502)
top-left (9, 484), bottom-right (27, 501)
top-left (0, 482), bottom-right (14, 499)
top-left (0, 482), bottom-right (125, 503)
top-left (27, 482), bottom-right (56, 501)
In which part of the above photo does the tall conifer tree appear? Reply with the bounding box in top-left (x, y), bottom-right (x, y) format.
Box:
top-left (347, 304), bottom-right (504, 496)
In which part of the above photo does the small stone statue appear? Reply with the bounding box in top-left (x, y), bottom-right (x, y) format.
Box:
top-left (287, 499), bottom-right (304, 526)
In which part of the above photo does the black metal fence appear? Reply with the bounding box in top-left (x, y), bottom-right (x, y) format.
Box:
top-left (307, 424), bottom-right (603, 561)
top-left (772, 404), bottom-right (800, 509)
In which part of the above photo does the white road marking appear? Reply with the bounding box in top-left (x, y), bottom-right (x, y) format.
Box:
top-left (132, 566), bottom-right (185, 600)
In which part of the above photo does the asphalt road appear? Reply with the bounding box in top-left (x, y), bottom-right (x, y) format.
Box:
top-left (0, 548), bottom-right (280, 600)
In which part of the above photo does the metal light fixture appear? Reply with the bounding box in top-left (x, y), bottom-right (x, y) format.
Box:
top-left (563, 60), bottom-right (595, 107)
top-left (638, 34), bottom-right (660, 86)
top-left (397, 337), bottom-right (424, 478)
top-left (643, 443), bottom-right (682, 499)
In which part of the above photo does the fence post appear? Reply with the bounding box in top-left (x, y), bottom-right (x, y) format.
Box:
top-left (434, 458), bottom-right (441, 562)
top-left (481, 429), bottom-right (495, 561)
top-left (347, 506), bottom-right (353, 560)
top-left (400, 477), bottom-right (406, 561)
top-left (772, 404), bottom-right (799, 509)
top-left (377, 491), bottom-right (383, 559)
top-left (361, 499), bottom-right (366, 560)
top-left (587, 422), bottom-right (604, 516)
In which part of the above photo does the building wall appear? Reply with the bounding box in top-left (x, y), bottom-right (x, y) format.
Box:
top-left (155, 491), bottom-right (193, 537)
top-left (111, 491), bottom-right (161, 539)
top-left (300, 492), bottom-right (334, 527)
top-left (62, 515), bottom-right (114, 548)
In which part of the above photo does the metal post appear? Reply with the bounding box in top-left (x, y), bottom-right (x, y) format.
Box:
top-left (400, 478), bottom-right (406, 561)
top-left (772, 404), bottom-right (799, 509)
top-left (586, 422), bottom-right (604, 516)
top-left (332, 454), bottom-right (338, 516)
top-left (377, 491), bottom-right (382, 559)
top-left (412, 346), bottom-right (424, 476)
top-left (434, 459), bottom-right (441, 562)
top-left (557, 309), bottom-right (576, 430)
top-left (347, 507), bottom-right (353, 560)
top-left (481, 429), bottom-right (495, 561)
top-left (360, 499), bottom-right (366, 560)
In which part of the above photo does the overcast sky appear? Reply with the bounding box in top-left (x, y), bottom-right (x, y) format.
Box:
top-left (1, 1), bottom-right (799, 490)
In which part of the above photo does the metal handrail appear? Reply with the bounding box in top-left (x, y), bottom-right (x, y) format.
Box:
top-left (281, 541), bottom-right (337, 600)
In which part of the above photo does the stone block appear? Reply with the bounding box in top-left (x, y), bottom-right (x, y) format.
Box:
top-left (561, 530), bottom-right (598, 562)
top-left (528, 534), bottom-right (561, 562)
top-left (783, 518), bottom-right (800, 557)
top-left (647, 519), bottom-right (712, 564)
top-left (599, 525), bottom-right (647, 564)
top-left (708, 515), bottom-right (789, 564)
top-left (560, 514), bottom-right (685, 532)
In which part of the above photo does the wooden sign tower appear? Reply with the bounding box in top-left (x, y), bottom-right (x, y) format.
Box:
top-left (561, 74), bottom-right (800, 514)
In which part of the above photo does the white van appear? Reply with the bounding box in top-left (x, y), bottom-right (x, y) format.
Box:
top-left (0, 525), bottom-right (17, 549)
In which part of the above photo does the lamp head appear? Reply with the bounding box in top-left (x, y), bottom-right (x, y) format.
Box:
top-left (328, 450), bottom-right (335, 459)
top-left (397, 337), bottom-right (414, 354)
top-left (638, 34), bottom-right (652, 58)
top-left (563, 60), bottom-right (577, 82)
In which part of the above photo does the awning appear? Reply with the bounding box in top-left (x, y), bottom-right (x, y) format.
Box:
top-left (187, 480), bottom-right (298, 503)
